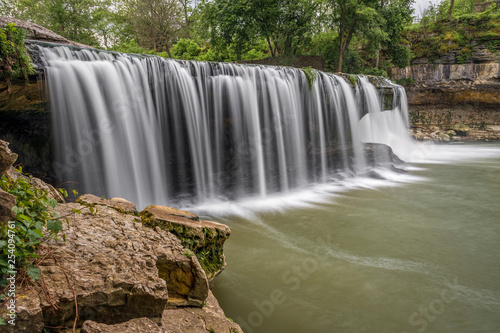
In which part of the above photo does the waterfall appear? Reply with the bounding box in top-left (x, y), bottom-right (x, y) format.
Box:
top-left (38, 44), bottom-right (411, 208)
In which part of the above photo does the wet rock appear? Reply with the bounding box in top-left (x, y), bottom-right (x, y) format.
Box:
top-left (141, 206), bottom-right (231, 288)
top-left (81, 318), bottom-right (165, 333)
top-left (76, 194), bottom-right (138, 215)
top-left (162, 291), bottom-right (243, 333)
top-left (0, 140), bottom-right (17, 176)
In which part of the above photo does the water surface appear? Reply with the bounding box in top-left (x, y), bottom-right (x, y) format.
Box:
top-left (205, 144), bottom-right (500, 333)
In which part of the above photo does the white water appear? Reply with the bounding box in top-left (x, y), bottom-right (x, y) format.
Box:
top-left (39, 44), bottom-right (412, 208)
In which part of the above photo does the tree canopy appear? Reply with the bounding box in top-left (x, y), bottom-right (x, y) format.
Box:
top-left (0, 0), bottom-right (422, 74)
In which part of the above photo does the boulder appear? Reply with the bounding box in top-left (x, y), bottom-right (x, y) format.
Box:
top-left (0, 16), bottom-right (91, 48)
top-left (141, 206), bottom-right (231, 288)
top-left (162, 291), bottom-right (243, 333)
top-left (76, 194), bottom-right (138, 215)
top-left (0, 140), bottom-right (17, 176)
top-left (31, 201), bottom-right (209, 330)
top-left (81, 318), bottom-right (165, 333)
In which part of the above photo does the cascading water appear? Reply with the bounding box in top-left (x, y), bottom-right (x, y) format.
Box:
top-left (37, 44), bottom-right (412, 208)
top-left (357, 76), bottom-right (414, 160)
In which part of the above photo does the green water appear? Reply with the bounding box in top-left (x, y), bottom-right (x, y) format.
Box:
top-left (207, 144), bottom-right (500, 333)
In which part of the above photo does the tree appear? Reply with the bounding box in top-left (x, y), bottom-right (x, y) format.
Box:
top-left (380, 0), bottom-right (414, 68)
top-left (178, 0), bottom-right (193, 38)
top-left (124, 0), bottom-right (183, 56)
top-left (201, 0), bottom-right (316, 59)
top-left (448, 0), bottom-right (455, 18)
top-left (327, 0), bottom-right (385, 72)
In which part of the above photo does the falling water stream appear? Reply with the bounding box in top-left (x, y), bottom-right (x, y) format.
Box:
top-left (38, 44), bottom-right (410, 208)
top-left (37, 43), bottom-right (500, 332)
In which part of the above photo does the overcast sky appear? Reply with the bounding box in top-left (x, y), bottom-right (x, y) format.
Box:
top-left (412, 0), bottom-right (443, 17)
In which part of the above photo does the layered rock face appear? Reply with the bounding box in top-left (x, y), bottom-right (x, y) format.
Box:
top-left (391, 41), bottom-right (500, 141)
top-left (0, 140), bottom-right (242, 333)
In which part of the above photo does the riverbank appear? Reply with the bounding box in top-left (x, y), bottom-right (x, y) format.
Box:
top-left (410, 124), bottom-right (500, 142)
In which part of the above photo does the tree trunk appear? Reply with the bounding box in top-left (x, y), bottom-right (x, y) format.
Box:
top-left (448, 0), bottom-right (455, 18)
top-left (266, 37), bottom-right (275, 57)
top-left (184, 4), bottom-right (190, 38)
top-left (337, 45), bottom-right (344, 72)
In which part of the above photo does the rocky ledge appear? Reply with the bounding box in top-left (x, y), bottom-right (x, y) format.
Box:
top-left (0, 140), bottom-right (242, 333)
top-left (410, 124), bottom-right (500, 143)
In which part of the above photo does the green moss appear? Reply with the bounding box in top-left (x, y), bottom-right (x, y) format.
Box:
top-left (302, 66), bottom-right (318, 89)
top-left (348, 75), bottom-right (358, 86)
top-left (140, 212), bottom-right (227, 279)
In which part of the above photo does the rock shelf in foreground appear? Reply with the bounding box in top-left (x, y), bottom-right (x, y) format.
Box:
top-left (0, 140), bottom-right (242, 333)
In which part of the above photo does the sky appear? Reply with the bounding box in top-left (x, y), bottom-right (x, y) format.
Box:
top-left (412, 0), bottom-right (443, 17)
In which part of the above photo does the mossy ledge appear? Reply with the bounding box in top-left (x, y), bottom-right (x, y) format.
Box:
top-left (140, 205), bottom-right (230, 287)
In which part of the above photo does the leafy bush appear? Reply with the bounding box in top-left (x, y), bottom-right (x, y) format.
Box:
top-left (0, 168), bottom-right (72, 286)
top-left (172, 38), bottom-right (202, 60)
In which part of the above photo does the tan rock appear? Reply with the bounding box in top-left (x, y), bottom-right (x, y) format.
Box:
top-left (80, 318), bottom-right (165, 333)
top-left (35, 201), bottom-right (208, 328)
top-left (0, 140), bottom-right (17, 176)
top-left (76, 194), bottom-right (138, 215)
top-left (143, 204), bottom-right (199, 221)
top-left (0, 16), bottom-right (91, 48)
top-left (0, 188), bottom-right (16, 222)
top-left (5, 167), bottom-right (65, 203)
top-left (162, 291), bottom-right (243, 333)
top-left (1, 291), bottom-right (44, 333)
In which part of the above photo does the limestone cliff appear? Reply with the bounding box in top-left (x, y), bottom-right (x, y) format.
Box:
top-left (391, 38), bottom-right (500, 141)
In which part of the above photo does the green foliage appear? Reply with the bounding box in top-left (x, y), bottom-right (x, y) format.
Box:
top-left (0, 168), bottom-right (71, 286)
top-left (0, 23), bottom-right (34, 93)
top-left (404, 2), bottom-right (500, 63)
top-left (201, 0), bottom-right (316, 59)
top-left (395, 77), bottom-right (415, 86)
top-left (172, 38), bottom-right (202, 60)
top-left (302, 66), bottom-right (318, 89)
top-left (359, 67), bottom-right (388, 77)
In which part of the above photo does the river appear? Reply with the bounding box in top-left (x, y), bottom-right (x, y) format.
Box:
top-left (205, 143), bottom-right (500, 333)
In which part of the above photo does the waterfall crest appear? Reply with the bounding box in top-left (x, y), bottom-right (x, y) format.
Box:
top-left (38, 44), bottom-right (411, 208)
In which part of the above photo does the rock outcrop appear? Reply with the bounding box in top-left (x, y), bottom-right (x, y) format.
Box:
top-left (391, 40), bottom-right (500, 140)
top-left (0, 16), bottom-right (90, 48)
top-left (0, 141), bottom-right (241, 333)
top-left (141, 205), bottom-right (230, 288)
top-left (0, 140), bottom-right (18, 176)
